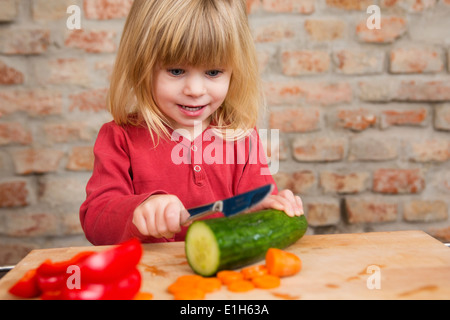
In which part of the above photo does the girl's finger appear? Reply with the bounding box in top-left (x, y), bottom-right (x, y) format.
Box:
top-left (132, 210), bottom-right (149, 236)
top-left (295, 195), bottom-right (304, 216)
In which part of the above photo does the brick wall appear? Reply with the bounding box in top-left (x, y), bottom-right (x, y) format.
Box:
top-left (0, 0), bottom-right (449, 265)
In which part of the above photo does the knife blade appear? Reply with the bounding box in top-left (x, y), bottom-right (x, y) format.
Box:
top-left (183, 184), bottom-right (274, 225)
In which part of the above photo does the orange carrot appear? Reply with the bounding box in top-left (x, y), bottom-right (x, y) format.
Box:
top-left (196, 277), bottom-right (222, 293)
top-left (240, 264), bottom-right (268, 280)
top-left (168, 275), bottom-right (202, 294)
top-left (216, 270), bottom-right (244, 285)
top-left (252, 274), bottom-right (280, 289)
top-left (227, 279), bottom-right (255, 293)
top-left (174, 274), bottom-right (203, 285)
top-left (173, 288), bottom-right (205, 300)
top-left (134, 292), bottom-right (154, 300)
top-left (265, 248), bottom-right (302, 277)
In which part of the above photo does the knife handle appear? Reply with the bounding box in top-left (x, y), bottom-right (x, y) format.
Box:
top-left (183, 201), bottom-right (223, 225)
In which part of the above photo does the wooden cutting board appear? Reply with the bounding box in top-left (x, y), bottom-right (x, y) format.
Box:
top-left (1, 230), bottom-right (449, 300)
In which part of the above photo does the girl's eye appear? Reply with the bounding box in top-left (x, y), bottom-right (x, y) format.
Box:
top-left (168, 69), bottom-right (184, 76)
top-left (206, 70), bottom-right (222, 77)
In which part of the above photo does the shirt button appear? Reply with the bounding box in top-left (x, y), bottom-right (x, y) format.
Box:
top-left (194, 165), bottom-right (201, 172)
top-left (191, 145), bottom-right (198, 152)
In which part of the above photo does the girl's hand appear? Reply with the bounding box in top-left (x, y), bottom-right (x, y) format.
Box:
top-left (250, 189), bottom-right (304, 217)
top-left (132, 194), bottom-right (190, 239)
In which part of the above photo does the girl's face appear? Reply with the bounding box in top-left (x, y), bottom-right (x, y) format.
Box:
top-left (153, 64), bottom-right (232, 138)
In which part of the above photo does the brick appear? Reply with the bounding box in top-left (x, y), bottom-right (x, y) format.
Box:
top-left (39, 175), bottom-right (88, 207)
top-left (264, 80), bottom-right (352, 106)
top-left (36, 58), bottom-right (89, 86)
top-left (32, 0), bottom-right (74, 20)
top-left (0, 243), bottom-right (37, 266)
top-left (0, 0), bottom-right (18, 22)
top-left (247, 0), bottom-right (262, 13)
top-left (306, 201), bottom-right (340, 227)
top-left (434, 104), bottom-right (450, 131)
top-left (380, 0), bottom-right (437, 12)
top-left (0, 89), bottom-right (62, 116)
top-left (380, 107), bottom-right (428, 128)
top-left (262, 0), bottom-right (315, 13)
top-left (252, 21), bottom-right (296, 43)
top-left (12, 149), bottom-right (64, 174)
top-left (348, 136), bottom-right (398, 161)
top-left (333, 49), bottom-right (385, 75)
top-left (320, 171), bottom-right (369, 194)
top-left (269, 107), bottom-right (320, 133)
top-left (273, 170), bottom-right (316, 194)
top-left (66, 146), bottom-right (94, 171)
top-left (304, 19), bottom-right (346, 41)
top-left (373, 168), bottom-right (425, 194)
top-left (326, 0), bottom-right (373, 10)
top-left (4, 212), bottom-right (59, 237)
top-left (0, 122), bottom-right (32, 146)
top-left (293, 137), bottom-right (346, 162)
top-left (335, 108), bottom-right (377, 131)
top-left (408, 139), bottom-right (450, 162)
top-left (428, 226), bottom-right (450, 243)
top-left (358, 80), bottom-right (394, 102)
top-left (43, 122), bottom-right (95, 143)
top-left (256, 49), bottom-right (272, 73)
top-left (403, 200), bottom-right (448, 222)
top-left (345, 197), bottom-right (398, 224)
top-left (0, 180), bottom-right (29, 208)
top-left (83, 0), bottom-right (134, 20)
top-left (291, 170), bottom-right (316, 194)
top-left (65, 29), bottom-right (117, 53)
top-left (448, 50), bottom-right (450, 72)
top-left (0, 59), bottom-right (24, 84)
top-left (356, 17), bottom-right (407, 43)
top-left (69, 88), bottom-right (108, 112)
top-left (396, 80), bottom-right (450, 102)
top-left (0, 28), bottom-right (50, 55)
top-left (281, 50), bottom-right (330, 76)
top-left (61, 212), bottom-right (85, 235)
top-left (390, 47), bottom-right (444, 74)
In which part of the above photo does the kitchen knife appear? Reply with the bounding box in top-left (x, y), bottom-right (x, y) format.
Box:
top-left (183, 183), bottom-right (274, 225)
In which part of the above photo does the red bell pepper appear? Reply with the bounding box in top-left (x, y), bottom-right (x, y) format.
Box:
top-left (9, 238), bottom-right (143, 300)
top-left (8, 269), bottom-right (41, 299)
top-left (35, 251), bottom-right (96, 292)
top-left (44, 267), bottom-right (141, 300)
top-left (37, 251), bottom-right (95, 276)
top-left (77, 238), bottom-right (142, 283)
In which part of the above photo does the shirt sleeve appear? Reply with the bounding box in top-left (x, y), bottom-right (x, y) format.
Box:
top-left (79, 122), bottom-right (165, 245)
top-left (235, 128), bottom-right (279, 196)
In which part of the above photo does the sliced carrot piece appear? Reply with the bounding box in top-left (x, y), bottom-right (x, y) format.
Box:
top-left (196, 277), bottom-right (222, 293)
top-left (265, 248), bottom-right (302, 277)
top-left (252, 274), bottom-right (281, 289)
top-left (168, 281), bottom-right (188, 294)
top-left (227, 279), bottom-right (255, 293)
top-left (216, 270), bottom-right (243, 285)
top-left (173, 288), bottom-right (205, 300)
top-left (175, 274), bottom-right (203, 285)
top-left (240, 264), bottom-right (268, 280)
top-left (134, 292), bottom-right (154, 300)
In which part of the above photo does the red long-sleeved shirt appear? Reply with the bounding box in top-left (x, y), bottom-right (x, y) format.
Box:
top-left (79, 121), bottom-right (277, 245)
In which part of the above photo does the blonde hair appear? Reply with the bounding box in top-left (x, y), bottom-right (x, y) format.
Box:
top-left (107, 0), bottom-right (262, 141)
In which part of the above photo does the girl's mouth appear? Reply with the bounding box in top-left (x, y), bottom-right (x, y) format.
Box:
top-left (179, 105), bottom-right (205, 112)
top-left (177, 104), bottom-right (207, 117)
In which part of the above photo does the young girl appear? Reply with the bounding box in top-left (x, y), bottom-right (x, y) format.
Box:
top-left (79, 0), bottom-right (303, 245)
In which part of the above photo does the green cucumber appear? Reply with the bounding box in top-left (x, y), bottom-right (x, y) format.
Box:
top-left (185, 209), bottom-right (308, 277)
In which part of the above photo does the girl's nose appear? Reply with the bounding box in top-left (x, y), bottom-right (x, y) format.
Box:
top-left (183, 74), bottom-right (206, 97)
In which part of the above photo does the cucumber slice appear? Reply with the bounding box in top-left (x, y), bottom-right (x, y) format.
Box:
top-left (185, 221), bottom-right (220, 277)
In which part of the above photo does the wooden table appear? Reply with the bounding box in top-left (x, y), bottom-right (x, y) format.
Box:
top-left (1, 230), bottom-right (449, 300)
